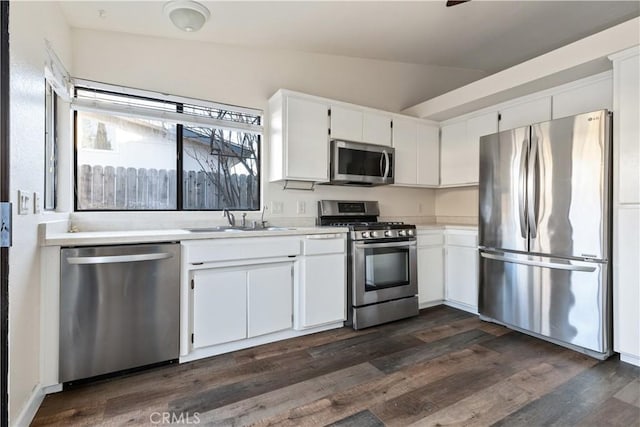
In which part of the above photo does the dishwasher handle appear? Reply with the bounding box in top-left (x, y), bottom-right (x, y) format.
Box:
top-left (66, 252), bottom-right (174, 265)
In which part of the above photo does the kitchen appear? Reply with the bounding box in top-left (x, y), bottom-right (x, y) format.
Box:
top-left (2, 1), bottom-right (640, 426)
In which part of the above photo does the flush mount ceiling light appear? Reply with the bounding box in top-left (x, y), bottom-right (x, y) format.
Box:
top-left (164, 0), bottom-right (210, 32)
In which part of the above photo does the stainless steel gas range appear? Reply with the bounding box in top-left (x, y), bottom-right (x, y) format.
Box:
top-left (318, 200), bottom-right (419, 329)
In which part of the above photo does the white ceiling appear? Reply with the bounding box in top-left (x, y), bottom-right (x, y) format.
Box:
top-left (59, 1), bottom-right (640, 74)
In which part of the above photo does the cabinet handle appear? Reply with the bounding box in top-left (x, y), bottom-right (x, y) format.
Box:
top-left (66, 252), bottom-right (173, 265)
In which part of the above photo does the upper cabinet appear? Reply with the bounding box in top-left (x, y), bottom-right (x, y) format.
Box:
top-left (330, 105), bottom-right (392, 146)
top-left (498, 97), bottom-right (551, 131)
top-left (441, 111), bottom-right (497, 186)
top-left (269, 91), bottom-right (330, 183)
top-left (552, 75), bottom-right (612, 119)
top-left (392, 116), bottom-right (439, 187)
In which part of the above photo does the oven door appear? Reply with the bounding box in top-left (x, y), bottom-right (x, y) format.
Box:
top-left (352, 239), bottom-right (417, 306)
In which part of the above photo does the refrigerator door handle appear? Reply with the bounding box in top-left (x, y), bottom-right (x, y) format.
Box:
top-left (480, 252), bottom-right (596, 272)
top-left (518, 138), bottom-right (528, 239)
top-left (527, 135), bottom-right (539, 238)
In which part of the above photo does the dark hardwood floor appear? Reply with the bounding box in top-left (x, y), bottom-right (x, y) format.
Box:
top-left (32, 306), bottom-right (640, 426)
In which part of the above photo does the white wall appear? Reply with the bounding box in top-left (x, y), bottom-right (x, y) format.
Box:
top-left (435, 187), bottom-right (479, 224)
top-left (68, 29), bottom-right (488, 228)
top-left (8, 2), bottom-right (72, 424)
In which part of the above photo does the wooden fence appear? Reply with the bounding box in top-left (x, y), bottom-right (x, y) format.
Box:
top-left (77, 164), bottom-right (258, 210)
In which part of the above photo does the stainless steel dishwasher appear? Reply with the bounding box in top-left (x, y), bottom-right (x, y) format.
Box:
top-left (60, 243), bottom-right (180, 383)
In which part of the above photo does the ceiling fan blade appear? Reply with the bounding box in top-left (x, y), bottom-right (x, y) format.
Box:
top-left (446, 0), bottom-right (471, 6)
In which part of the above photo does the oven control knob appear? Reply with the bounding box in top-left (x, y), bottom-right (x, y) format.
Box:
top-left (406, 229), bottom-right (415, 236)
top-left (371, 231), bottom-right (380, 238)
top-left (361, 231), bottom-right (370, 238)
top-left (384, 230), bottom-right (393, 237)
top-left (398, 230), bottom-right (406, 237)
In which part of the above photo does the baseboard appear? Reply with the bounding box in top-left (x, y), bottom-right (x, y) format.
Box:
top-left (13, 384), bottom-right (44, 427)
top-left (620, 353), bottom-right (640, 367)
top-left (419, 300), bottom-right (444, 309)
top-left (444, 300), bottom-right (478, 315)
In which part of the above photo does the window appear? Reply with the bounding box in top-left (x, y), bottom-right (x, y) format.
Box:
top-left (44, 82), bottom-right (57, 210)
top-left (72, 84), bottom-right (262, 211)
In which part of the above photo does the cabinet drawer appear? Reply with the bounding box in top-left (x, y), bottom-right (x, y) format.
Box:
top-left (184, 237), bottom-right (300, 264)
top-left (445, 233), bottom-right (477, 247)
top-left (417, 233), bottom-right (444, 247)
top-left (303, 235), bottom-right (345, 255)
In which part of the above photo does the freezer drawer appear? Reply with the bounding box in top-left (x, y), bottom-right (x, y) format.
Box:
top-left (60, 243), bottom-right (180, 383)
top-left (479, 250), bottom-right (610, 356)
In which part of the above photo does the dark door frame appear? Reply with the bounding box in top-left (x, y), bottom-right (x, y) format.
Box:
top-left (1, 1), bottom-right (9, 427)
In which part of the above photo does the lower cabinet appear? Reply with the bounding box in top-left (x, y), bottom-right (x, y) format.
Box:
top-left (297, 234), bottom-right (347, 329)
top-left (417, 231), bottom-right (444, 307)
top-left (444, 230), bottom-right (479, 312)
top-left (417, 228), bottom-right (479, 313)
top-left (192, 262), bottom-right (293, 349)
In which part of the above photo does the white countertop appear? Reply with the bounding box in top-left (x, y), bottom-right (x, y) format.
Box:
top-left (415, 224), bottom-right (478, 231)
top-left (42, 226), bottom-right (348, 247)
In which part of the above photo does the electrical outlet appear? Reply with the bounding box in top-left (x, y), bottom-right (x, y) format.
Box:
top-left (33, 192), bottom-right (41, 214)
top-left (18, 190), bottom-right (30, 215)
top-left (270, 201), bottom-right (283, 214)
top-left (297, 201), bottom-right (306, 215)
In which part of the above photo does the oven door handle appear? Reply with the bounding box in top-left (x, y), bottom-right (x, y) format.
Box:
top-left (354, 240), bottom-right (416, 249)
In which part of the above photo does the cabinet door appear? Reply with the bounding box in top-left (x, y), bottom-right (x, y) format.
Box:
top-left (392, 117), bottom-right (417, 185)
top-left (552, 77), bottom-right (612, 119)
top-left (330, 105), bottom-right (363, 141)
top-left (286, 96), bottom-right (330, 181)
top-left (440, 121), bottom-right (468, 186)
top-left (615, 207), bottom-right (640, 359)
top-left (446, 245), bottom-right (479, 310)
top-left (247, 263), bottom-right (293, 337)
top-left (417, 246), bottom-right (444, 305)
top-left (300, 253), bottom-right (346, 328)
top-left (417, 123), bottom-right (439, 186)
top-left (192, 269), bottom-right (247, 348)
top-left (498, 97), bottom-right (551, 131)
top-left (616, 55), bottom-right (640, 204)
top-left (363, 111), bottom-right (392, 146)
top-left (466, 112), bottom-right (498, 184)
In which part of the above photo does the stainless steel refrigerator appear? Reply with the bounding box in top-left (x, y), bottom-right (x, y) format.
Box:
top-left (478, 109), bottom-right (612, 359)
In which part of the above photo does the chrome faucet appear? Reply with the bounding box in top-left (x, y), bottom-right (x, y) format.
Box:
top-left (223, 209), bottom-right (235, 227)
top-left (241, 213), bottom-right (247, 228)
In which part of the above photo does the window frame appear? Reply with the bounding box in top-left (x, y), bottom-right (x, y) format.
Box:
top-left (44, 81), bottom-right (57, 211)
top-left (72, 84), bottom-right (262, 212)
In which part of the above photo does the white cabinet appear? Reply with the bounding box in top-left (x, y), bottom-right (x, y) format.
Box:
top-left (269, 90), bottom-right (329, 183)
top-left (331, 104), bottom-right (392, 146)
top-left (444, 230), bottom-right (478, 313)
top-left (498, 97), bottom-right (551, 131)
top-left (417, 123), bottom-right (440, 186)
top-left (297, 234), bottom-right (346, 329)
top-left (611, 47), bottom-right (640, 367)
top-left (440, 112), bottom-right (496, 186)
top-left (392, 117), bottom-right (439, 187)
top-left (192, 269), bottom-right (247, 348)
top-left (417, 230), bottom-right (444, 307)
top-left (465, 111), bottom-right (498, 183)
top-left (440, 121), bottom-right (468, 186)
top-left (552, 74), bottom-right (612, 119)
top-left (192, 262), bottom-right (293, 348)
top-left (247, 264), bottom-right (293, 338)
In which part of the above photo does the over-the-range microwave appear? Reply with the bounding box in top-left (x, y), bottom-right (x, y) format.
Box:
top-left (329, 139), bottom-right (395, 186)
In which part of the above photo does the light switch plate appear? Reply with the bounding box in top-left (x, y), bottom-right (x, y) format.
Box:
top-left (33, 192), bottom-right (41, 214)
top-left (17, 190), bottom-right (30, 215)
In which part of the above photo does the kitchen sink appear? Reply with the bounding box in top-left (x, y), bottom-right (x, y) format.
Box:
top-left (185, 226), bottom-right (294, 233)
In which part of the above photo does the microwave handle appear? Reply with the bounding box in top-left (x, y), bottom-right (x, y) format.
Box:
top-left (382, 150), bottom-right (390, 178)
